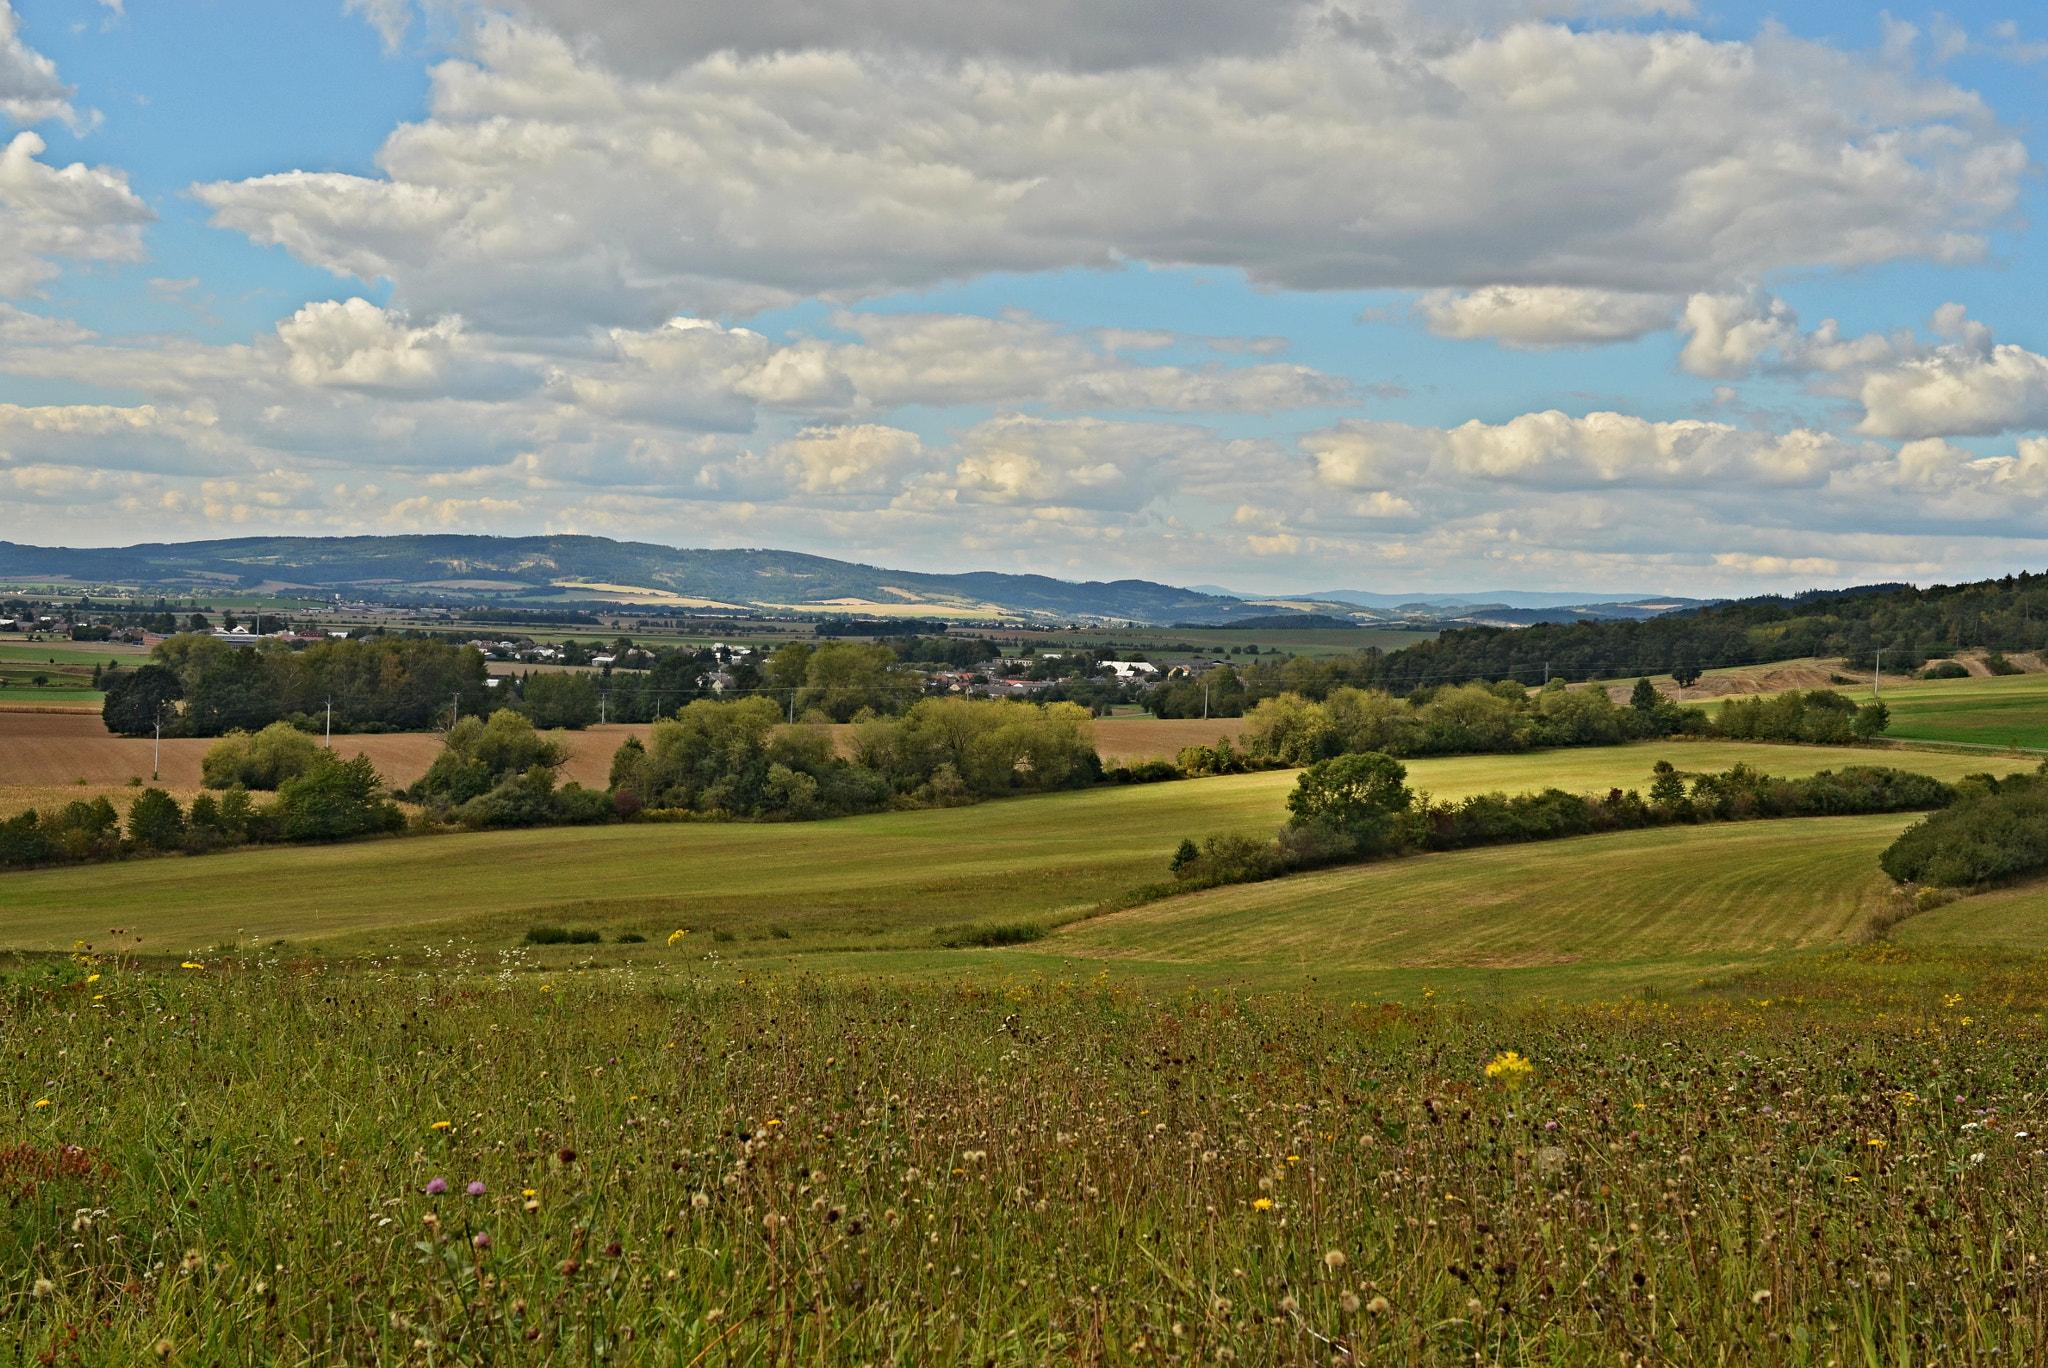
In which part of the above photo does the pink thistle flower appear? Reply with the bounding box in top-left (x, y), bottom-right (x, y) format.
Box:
top-left (426, 1177), bottom-right (448, 1195)
top-left (467, 1181), bottom-right (486, 1196)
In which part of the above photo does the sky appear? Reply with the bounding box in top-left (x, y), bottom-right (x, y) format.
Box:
top-left (0, 1), bottom-right (2046, 596)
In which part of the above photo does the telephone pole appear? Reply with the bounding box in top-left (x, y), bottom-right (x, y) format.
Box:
top-left (325, 697), bottom-right (332, 748)
top-left (1874, 649), bottom-right (1885, 698)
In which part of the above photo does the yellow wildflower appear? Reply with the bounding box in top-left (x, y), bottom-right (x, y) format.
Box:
top-left (1486, 1051), bottom-right (1535, 1091)
top-left (33, 1098), bottom-right (50, 1107)
top-left (430, 1120), bottom-right (452, 1131)
top-left (668, 929), bottom-right (688, 947)
top-left (1252, 1198), bottom-right (1275, 1211)
top-left (180, 961), bottom-right (203, 970)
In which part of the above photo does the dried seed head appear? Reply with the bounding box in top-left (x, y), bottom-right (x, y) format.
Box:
top-left (1324, 1250), bottom-right (1347, 1270)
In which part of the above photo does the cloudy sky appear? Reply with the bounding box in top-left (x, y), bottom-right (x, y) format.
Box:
top-left (0, 0), bottom-right (2045, 594)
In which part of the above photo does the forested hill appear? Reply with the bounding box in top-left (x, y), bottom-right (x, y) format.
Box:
top-left (0, 535), bottom-right (1251, 624)
top-left (1359, 574), bottom-right (2047, 687)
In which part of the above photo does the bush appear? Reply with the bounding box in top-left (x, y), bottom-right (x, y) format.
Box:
top-left (275, 753), bottom-right (404, 842)
top-left (933, 922), bottom-right (1044, 948)
top-left (1105, 759), bottom-right (1183, 784)
top-left (1922, 661), bottom-right (1970, 680)
top-left (1881, 770), bottom-right (2048, 888)
top-left (413, 710), bottom-right (570, 805)
top-left (201, 722), bottom-right (324, 790)
top-left (1985, 651), bottom-right (2022, 676)
top-left (524, 926), bottom-right (602, 945)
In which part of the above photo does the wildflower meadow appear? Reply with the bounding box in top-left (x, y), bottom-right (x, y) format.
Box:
top-left (4, 947), bottom-right (2046, 1364)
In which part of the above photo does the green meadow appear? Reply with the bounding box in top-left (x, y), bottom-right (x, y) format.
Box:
top-left (0, 739), bottom-right (2005, 988)
top-left (1868, 669), bottom-right (2048, 751)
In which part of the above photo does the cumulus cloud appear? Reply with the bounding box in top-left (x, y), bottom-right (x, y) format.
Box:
top-left (1419, 286), bottom-right (1678, 348)
top-left (277, 298), bottom-right (463, 389)
top-left (1856, 343), bottom-right (2048, 440)
top-left (0, 133), bottom-right (151, 296)
top-left (195, 16), bottom-right (2024, 327)
top-left (0, 3), bottom-right (82, 128)
top-left (1306, 411), bottom-right (1847, 492)
top-left (771, 423), bottom-right (928, 493)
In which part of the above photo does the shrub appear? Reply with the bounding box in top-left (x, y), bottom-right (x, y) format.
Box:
top-left (1985, 651), bottom-right (2022, 676)
top-left (934, 922), bottom-right (1044, 948)
top-left (201, 722), bottom-right (324, 790)
top-left (615, 932), bottom-right (647, 943)
top-left (1881, 770), bottom-right (2048, 888)
top-left (1105, 759), bottom-right (1183, 784)
top-left (1922, 661), bottom-right (1970, 680)
top-left (524, 925), bottom-right (569, 945)
top-left (275, 754), bottom-right (404, 842)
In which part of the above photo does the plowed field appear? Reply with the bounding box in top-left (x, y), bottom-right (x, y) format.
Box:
top-left (0, 711), bottom-right (1248, 793)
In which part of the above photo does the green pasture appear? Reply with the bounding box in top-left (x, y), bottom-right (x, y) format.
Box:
top-left (0, 739), bottom-right (2007, 991)
top-left (1868, 669), bottom-right (2048, 750)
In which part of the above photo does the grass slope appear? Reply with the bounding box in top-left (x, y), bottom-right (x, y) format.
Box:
top-left (1871, 670), bottom-right (2048, 750)
top-left (1046, 814), bottom-right (1910, 996)
top-left (0, 741), bottom-right (1997, 969)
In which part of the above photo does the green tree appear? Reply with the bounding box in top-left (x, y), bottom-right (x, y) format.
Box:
top-left (201, 721), bottom-right (324, 790)
top-left (100, 663), bottom-right (183, 736)
top-left (1285, 751), bottom-right (1412, 841)
top-left (522, 671), bottom-right (599, 728)
top-left (1853, 700), bottom-right (1891, 738)
top-left (276, 754), bottom-right (403, 842)
top-left (125, 787), bottom-right (186, 850)
top-left (1630, 677), bottom-right (1660, 712)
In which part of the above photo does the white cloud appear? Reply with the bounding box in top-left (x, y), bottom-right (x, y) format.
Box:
top-left (1856, 343), bottom-right (2048, 440)
top-left (194, 16), bottom-right (2025, 327)
top-left (0, 132), bottom-right (151, 296)
top-left (1306, 411), bottom-right (1847, 493)
top-left (1418, 286), bottom-right (1678, 348)
top-left (0, 3), bottom-right (81, 128)
top-left (771, 424), bottom-right (928, 493)
top-left (345, 0), bottom-right (414, 54)
top-left (276, 298), bottom-right (463, 389)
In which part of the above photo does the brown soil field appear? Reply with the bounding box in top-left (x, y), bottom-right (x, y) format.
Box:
top-left (0, 713), bottom-right (1248, 796)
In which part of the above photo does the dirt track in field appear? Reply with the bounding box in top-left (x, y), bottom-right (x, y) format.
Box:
top-left (0, 712), bottom-right (1248, 793)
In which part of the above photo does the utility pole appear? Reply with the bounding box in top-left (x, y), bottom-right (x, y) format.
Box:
top-left (452, 691), bottom-right (460, 728)
top-left (1543, 661), bottom-right (1550, 686)
top-left (152, 718), bottom-right (160, 783)
top-left (600, 692), bottom-right (606, 726)
top-left (1202, 679), bottom-right (1209, 720)
top-left (1874, 649), bottom-right (1885, 698)
top-left (325, 697), bottom-right (332, 748)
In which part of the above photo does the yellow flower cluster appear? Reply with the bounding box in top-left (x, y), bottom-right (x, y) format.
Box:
top-left (1485, 1050), bottom-right (1535, 1090)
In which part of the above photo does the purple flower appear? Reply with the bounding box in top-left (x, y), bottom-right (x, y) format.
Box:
top-left (426, 1177), bottom-right (449, 1195)
top-left (467, 1181), bottom-right (487, 1197)
top-left (1544, 1120), bottom-right (1559, 1131)
top-left (472, 1232), bottom-right (492, 1249)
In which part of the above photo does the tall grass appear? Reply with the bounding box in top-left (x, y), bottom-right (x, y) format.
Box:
top-left (3, 952), bottom-right (2045, 1363)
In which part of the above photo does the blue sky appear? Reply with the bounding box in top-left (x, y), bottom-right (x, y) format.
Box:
top-left (2, 0), bottom-right (2048, 596)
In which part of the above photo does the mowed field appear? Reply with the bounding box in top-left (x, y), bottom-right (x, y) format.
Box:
top-left (1869, 669), bottom-right (2048, 750)
top-left (0, 740), bottom-right (2004, 990)
top-left (0, 711), bottom-right (1249, 802)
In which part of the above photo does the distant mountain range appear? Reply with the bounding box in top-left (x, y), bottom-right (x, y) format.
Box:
top-left (0, 535), bottom-right (1709, 628)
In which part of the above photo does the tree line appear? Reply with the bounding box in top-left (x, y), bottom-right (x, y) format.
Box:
top-left (1169, 752), bottom-right (1953, 890)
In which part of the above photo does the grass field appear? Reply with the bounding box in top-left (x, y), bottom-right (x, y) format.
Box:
top-left (9, 722), bottom-right (2048, 1361)
top-left (0, 740), bottom-right (2001, 973)
top-left (1868, 670), bottom-right (2048, 751)
top-left (6, 952), bottom-right (2046, 1364)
